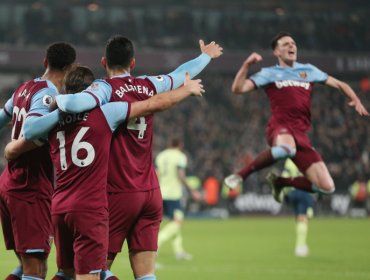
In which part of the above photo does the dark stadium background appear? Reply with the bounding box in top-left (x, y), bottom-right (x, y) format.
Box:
top-left (0, 0), bottom-right (369, 216)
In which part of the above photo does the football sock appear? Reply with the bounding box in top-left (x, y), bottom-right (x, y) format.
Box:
top-left (237, 145), bottom-right (296, 180)
top-left (135, 275), bottom-right (156, 280)
top-left (6, 266), bottom-right (23, 280)
top-left (52, 272), bottom-right (73, 280)
top-left (22, 276), bottom-right (43, 280)
top-left (276, 176), bottom-right (314, 193)
top-left (237, 149), bottom-right (275, 180)
top-left (296, 221), bottom-right (308, 247)
top-left (158, 221), bottom-right (180, 248)
top-left (312, 185), bottom-right (335, 194)
top-left (172, 232), bottom-right (184, 255)
top-left (101, 270), bottom-right (119, 280)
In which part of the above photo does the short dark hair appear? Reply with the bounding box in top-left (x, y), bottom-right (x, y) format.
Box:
top-left (271, 32), bottom-right (293, 50)
top-left (64, 66), bottom-right (95, 93)
top-left (105, 35), bottom-right (134, 69)
top-left (46, 42), bottom-right (76, 71)
top-left (170, 138), bottom-right (182, 148)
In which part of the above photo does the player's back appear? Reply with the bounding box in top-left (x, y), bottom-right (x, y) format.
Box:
top-left (156, 148), bottom-right (186, 200)
top-left (0, 79), bottom-right (53, 201)
top-left (48, 108), bottom-right (112, 214)
top-left (105, 75), bottom-right (159, 193)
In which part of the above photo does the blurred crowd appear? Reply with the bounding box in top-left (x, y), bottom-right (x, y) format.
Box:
top-left (0, 1), bottom-right (369, 52)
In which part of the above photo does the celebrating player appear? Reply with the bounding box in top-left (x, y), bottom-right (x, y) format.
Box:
top-left (0, 42), bottom-right (76, 280)
top-left (52, 35), bottom-right (222, 280)
top-left (224, 31), bottom-right (368, 201)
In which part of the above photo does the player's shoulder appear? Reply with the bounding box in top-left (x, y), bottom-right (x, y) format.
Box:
top-left (175, 150), bottom-right (187, 160)
top-left (256, 65), bottom-right (282, 76)
top-left (84, 78), bottom-right (111, 94)
top-left (137, 74), bottom-right (164, 81)
top-left (29, 78), bottom-right (58, 96)
top-left (136, 75), bottom-right (163, 86)
top-left (259, 65), bottom-right (277, 73)
top-left (89, 78), bottom-right (111, 87)
top-left (294, 62), bottom-right (319, 71)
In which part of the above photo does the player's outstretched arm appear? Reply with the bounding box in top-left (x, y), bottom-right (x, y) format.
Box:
top-left (4, 138), bottom-right (40, 161)
top-left (131, 73), bottom-right (204, 119)
top-left (325, 76), bottom-right (369, 116)
top-left (231, 52), bottom-right (262, 94)
top-left (165, 40), bottom-right (223, 89)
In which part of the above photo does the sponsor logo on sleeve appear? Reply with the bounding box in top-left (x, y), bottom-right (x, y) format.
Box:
top-left (155, 76), bottom-right (164, 82)
top-left (88, 83), bottom-right (100, 92)
top-left (42, 95), bottom-right (53, 107)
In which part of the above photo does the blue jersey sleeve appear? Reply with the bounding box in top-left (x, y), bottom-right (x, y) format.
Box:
top-left (4, 95), bottom-right (14, 116)
top-left (27, 87), bottom-right (58, 117)
top-left (249, 68), bottom-right (272, 88)
top-left (142, 53), bottom-right (211, 93)
top-left (24, 85), bottom-right (59, 140)
top-left (101, 102), bottom-right (130, 132)
top-left (144, 75), bottom-right (173, 94)
top-left (307, 64), bottom-right (328, 83)
top-left (23, 110), bottom-right (61, 140)
top-left (56, 79), bottom-right (112, 113)
top-left (0, 96), bottom-right (14, 129)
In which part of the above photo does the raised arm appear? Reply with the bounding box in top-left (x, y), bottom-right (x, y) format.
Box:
top-left (166, 40), bottom-right (223, 89)
top-left (231, 52), bottom-right (262, 94)
top-left (325, 76), bottom-right (369, 116)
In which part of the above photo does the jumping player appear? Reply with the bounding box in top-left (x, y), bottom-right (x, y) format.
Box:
top-left (224, 31), bottom-right (368, 201)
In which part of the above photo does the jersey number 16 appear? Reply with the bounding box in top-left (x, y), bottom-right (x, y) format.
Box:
top-left (56, 127), bottom-right (95, 170)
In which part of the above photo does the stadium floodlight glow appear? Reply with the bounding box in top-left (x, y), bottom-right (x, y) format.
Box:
top-left (275, 7), bottom-right (285, 16)
top-left (87, 3), bottom-right (99, 12)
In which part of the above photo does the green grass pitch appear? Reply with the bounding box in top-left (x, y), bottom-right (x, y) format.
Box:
top-left (0, 217), bottom-right (369, 280)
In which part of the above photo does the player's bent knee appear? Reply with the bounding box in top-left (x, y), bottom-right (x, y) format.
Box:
top-left (271, 144), bottom-right (296, 160)
top-left (314, 181), bottom-right (335, 194)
